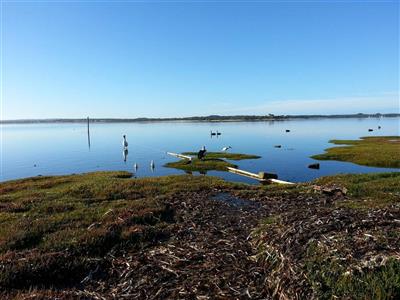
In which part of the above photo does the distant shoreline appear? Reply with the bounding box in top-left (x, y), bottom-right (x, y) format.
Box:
top-left (1, 113), bottom-right (399, 124)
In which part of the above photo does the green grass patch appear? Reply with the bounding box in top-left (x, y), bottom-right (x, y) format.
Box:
top-left (182, 152), bottom-right (261, 160)
top-left (305, 243), bottom-right (400, 299)
top-left (165, 151), bottom-right (261, 172)
top-left (311, 136), bottom-right (400, 168)
top-left (165, 158), bottom-right (237, 172)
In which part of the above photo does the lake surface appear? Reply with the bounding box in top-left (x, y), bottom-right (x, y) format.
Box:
top-left (1, 118), bottom-right (399, 184)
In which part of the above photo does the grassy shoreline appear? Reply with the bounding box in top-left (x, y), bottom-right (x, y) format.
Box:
top-left (1, 170), bottom-right (399, 299)
top-left (312, 136), bottom-right (400, 168)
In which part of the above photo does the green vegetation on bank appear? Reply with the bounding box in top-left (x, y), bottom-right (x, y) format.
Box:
top-left (182, 152), bottom-right (261, 160)
top-left (164, 151), bottom-right (261, 172)
top-left (311, 136), bottom-right (400, 168)
top-left (0, 172), bottom-right (229, 290)
top-left (164, 158), bottom-right (237, 172)
top-left (315, 172), bottom-right (400, 208)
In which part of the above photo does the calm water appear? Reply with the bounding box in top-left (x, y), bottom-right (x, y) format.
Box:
top-left (1, 118), bottom-right (399, 184)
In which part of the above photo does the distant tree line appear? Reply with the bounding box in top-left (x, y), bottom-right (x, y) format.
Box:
top-left (1, 113), bottom-right (399, 124)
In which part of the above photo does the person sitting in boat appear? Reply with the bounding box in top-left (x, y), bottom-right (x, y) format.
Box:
top-left (197, 146), bottom-right (207, 160)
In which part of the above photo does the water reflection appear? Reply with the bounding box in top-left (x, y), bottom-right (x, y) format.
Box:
top-left (87, 117), bottom-right (91, 150)
top-left (122, 148), bottom-right (128, 163)
top-left (87, 131), bottom-right (91, 150)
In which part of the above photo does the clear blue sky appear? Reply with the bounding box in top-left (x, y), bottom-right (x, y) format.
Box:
top-left (2, 0), bottom-right (399, 119)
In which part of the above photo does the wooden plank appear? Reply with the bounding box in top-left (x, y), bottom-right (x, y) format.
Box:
top-left (227, 167), bottom-right (259, 178)
top-left (167, 152), bottom-right (192, 161)
top-left (269, 179), bottom-right (295, 185)
top-left (227, 167), bottom-right (267, 181)
top-left (227, 167), bottom-right (294, 184)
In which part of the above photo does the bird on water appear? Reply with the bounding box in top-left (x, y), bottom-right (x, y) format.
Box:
top-left (221, 146), bottom-right (232, 151)
top-left (123, 149), bottom-right (128, 163)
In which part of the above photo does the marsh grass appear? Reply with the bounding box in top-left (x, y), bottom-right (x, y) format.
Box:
top-left (182, 152), bottom-right (261, 160)
top-left (0, 172), bottom-right (229, 290)
top-left (311, 136), bottom-right (400, 168)
top-left (315, 172), bottom-right (400, 208)
top-left (165, 158), bottom-right (237, 172)
top-left (165, 151), bottom-right (261, 172)
top-left (305, 243), bottom-right (400, 299)
top-left (1, 169), bottom-right (399, 297)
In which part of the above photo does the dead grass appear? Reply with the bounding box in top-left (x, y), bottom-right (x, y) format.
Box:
top-left (252, 171), bottom-right (400, 299)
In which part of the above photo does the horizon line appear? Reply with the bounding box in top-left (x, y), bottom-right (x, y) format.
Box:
top-left (2, 112), bottom-right (399, 123)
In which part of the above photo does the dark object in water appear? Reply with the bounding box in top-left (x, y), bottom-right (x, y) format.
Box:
top-left (216, 131), bottom-right (221, 135)
top-left (274, 145), bottom-right (282, 148)
top-left (368, 129), bottom-right (373, 132)
top-left (210, 131), bottom-right (216, 136)
top-left (308, 163), bottom-right (320, 169)
top-left (378, 126), bottom-right (381, 129)
top-left (286, 129), bottom-right (290, 133)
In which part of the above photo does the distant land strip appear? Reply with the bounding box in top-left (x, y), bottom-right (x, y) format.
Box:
top-left (1, 113), bottom-right (399, 124)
